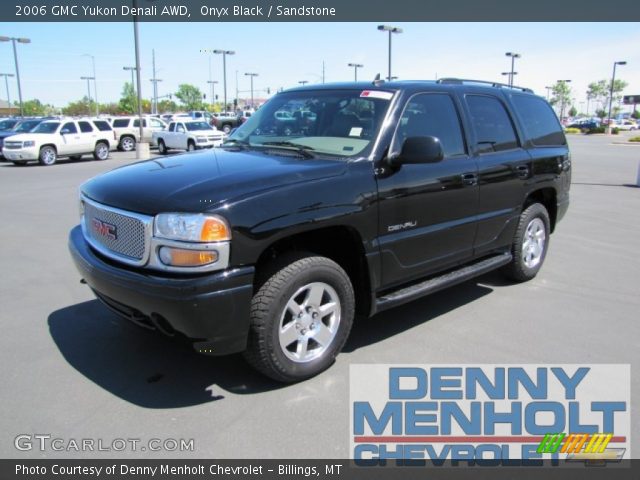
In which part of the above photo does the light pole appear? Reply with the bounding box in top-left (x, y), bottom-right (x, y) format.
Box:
top-left (80, 76), bottom-right (94, 114)
top-left (0, 73), bottom-right (14, 109)
top-left (348, 63), bottom-right (364, 82)
top-left (207, 80), bottom-right (218, 108)
top-left (502, 71), bottom-right (517, 84)
top-left (545, 86), bottom-right (552, 101)
top-left (0, 36), bottom-right (31, 117)
top-left (505, 52), bottom-right (521, 88)
top-left (213, 49), bottom-right (235, 112)
top-left (607, 61), bottom-right (627, 133)
top-left (244, 73), bottom-right (258, 109)
top-left (377, 25), bottom-right (403, 82)
top-left (82, 54), bottom-right (98, 116)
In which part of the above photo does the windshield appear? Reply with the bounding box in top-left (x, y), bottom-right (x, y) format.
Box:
top-left (0, 119), bottom-right (19, 130)
top-left (15, 120), bottom-right (41, 133)
top-left (227, 89), bottom-right (394, 157)
top-left (185, 122), bottom-right (213, 131)
top-left (32, 122), bottom-right (60, 134)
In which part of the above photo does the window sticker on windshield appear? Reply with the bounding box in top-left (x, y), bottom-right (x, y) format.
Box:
top-left (349, 127), bottom-right (363, 137)
top-left (360, 90), bottom-right (393, 100)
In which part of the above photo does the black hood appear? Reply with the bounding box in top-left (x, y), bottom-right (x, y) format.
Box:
top-left (82, 148), bottom-right (348, 215)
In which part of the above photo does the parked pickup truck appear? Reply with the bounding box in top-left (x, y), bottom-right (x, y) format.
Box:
top-left (152, 119), bottom-right (225, 153)
top-left (69, 79), bottom-right (570, 382)
top-left (111, 115), bottom-right (167, 152)
top-left (212, 112), bottom-right (245, 134)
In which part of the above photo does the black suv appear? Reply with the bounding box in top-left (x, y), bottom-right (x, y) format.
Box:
top-left (69, 79), bottom-right (570, 382)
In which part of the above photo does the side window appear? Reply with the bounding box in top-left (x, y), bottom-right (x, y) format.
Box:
top-left (93, 121), bottom-right (112, 132)
top-left (150, 118), bottom-right (163, 128)
top-left (176, 123), bottom-right (185, 133)
top-left (61, 122), bottom-right (78, 134)
top-left (133, 118), bottom-right (147, 128)
top-left (78, 121), bottom-right (94, 133)
top-left (466, 95), bottom-right (519, 153)
top-left (112, 119), bottom-right (129, 128)
top-left (394, 93), bottom-right (466, 157)
top-left (511, 95), bottom-right (566, 146)
top-left (168, 122), bottom-right (175, 132)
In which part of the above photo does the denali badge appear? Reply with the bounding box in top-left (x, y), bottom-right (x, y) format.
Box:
top-left (92, 218), bottom-right (117, 240)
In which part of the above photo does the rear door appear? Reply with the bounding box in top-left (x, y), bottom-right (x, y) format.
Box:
top-left (376, 92), bottom-right (479, 287)
top-left (77, 120), bottom-right (97, 152)
top-left (461, 93), bottom-right (530, 256)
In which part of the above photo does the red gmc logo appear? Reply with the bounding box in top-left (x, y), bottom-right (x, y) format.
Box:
top-left (92, 218), bottom-right (117, 240)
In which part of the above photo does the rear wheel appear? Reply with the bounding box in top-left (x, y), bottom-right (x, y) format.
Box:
top-left (119, 136), bottom-right (136, 152)
top-left (39, 146), bottom-right (57, 166)
top-left (158, 139), bottom-right (168, 154)
top-left (502, 203), bottom-right (550, 282)
top-left (244, 255), bottom-right (355, 382)
top-left (222, 124), bottom-right (232, 134)
top-left (93, 142), bottom-right (109, 160)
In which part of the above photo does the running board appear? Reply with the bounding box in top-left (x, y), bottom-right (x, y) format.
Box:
top-left (374, 252), bottom-right (512, 313)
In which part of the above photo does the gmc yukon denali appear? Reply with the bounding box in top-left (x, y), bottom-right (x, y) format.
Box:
top-left (69, 79), bottom-right (571, 382)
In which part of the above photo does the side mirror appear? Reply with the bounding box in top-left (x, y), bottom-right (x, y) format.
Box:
top-left (390, 136), bottom-right (444, 166)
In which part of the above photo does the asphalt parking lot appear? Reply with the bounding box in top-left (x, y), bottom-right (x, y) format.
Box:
top-left (1, 133), bottom-right (639, 459)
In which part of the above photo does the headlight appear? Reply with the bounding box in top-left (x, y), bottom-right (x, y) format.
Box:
top-left (154, 213), bottom-right (231, 243)
top-left (23, 141), bottom-right (35, 147)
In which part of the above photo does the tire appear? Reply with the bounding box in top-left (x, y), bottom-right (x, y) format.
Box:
top-left (502, 203), bottom-right (551, 282)
top-left (39, 146), bottom-right (57, 166)
top-left (244, 255), bottom-right (355, 383)
top-left (119, 136), bottom-right (135, 152)
top-left (222, 124), bottom-right (232, 134)
top-left (158, 139), bottom-right (168, 155)
top-left (93, 142), bottom-right (109, 161)
top-left (187, 141), bottom-right (196, 152)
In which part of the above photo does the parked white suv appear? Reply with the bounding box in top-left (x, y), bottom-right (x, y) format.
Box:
top-left (152, 120), bottom-right (225, 154)
top-left (111, 115), bottom-right (167, 152)
top-left (2, 118), bottom-right (115, 166)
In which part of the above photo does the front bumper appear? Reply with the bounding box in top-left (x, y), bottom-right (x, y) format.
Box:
top-left (68, 225), bottom-right (254, 355)
top-left (2, 146), bottom-right (39, 161)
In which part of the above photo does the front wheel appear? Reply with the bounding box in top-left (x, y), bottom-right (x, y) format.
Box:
top-left (243, 255), bottom-right (355, 383)
top-left (93, 142), bottom-right (109, 160)
top-left (39, 146), bottom-right (57, 166)
top-left (502, 203), bottom-right (550, 282)
top-left (187, 141), bottom-right (196, 152)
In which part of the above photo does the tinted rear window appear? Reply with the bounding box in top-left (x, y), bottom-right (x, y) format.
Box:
top-left (466, 95), bottom-right (519, 153)
top-left (511, 95), bottom-right (566, 146)
top-left (93, 121), bottom-right (112, 131)
top-left (112, 119), bottom-right (130, 128)
top-left (78, 121), bottom-right (94, 133)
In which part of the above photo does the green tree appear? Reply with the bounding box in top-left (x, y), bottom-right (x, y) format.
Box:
top-left (62, 97), bottom-right (96, 116)
top-left (632, 110), bottom-right (640, 120)
top-left (595, 109), bottom-right (607, 120)
top-left (21, 99), bottom-right (53, 116)
top-left (550, 81), bottom-right (573, 120)
top-left (118, 82), bottom-right (137, 114)
top-left (157, 99), bottom-right (178, 113)
top-left (99, 103), bottom-right (122, 115)
top-left (568, 106), bottom-right (578, 118)
top-left (175, 84), bottom-right (204, 110)
top-left (587, 80), bottom-right (608, 112)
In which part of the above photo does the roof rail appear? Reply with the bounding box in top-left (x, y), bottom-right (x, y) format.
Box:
top-left (436, 78), bottom-right (534, 93)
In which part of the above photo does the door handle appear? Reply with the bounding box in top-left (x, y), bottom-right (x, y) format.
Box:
top-left (516, 165), bottom-right (529, 178)
top-left (461, 172), bottom-right (478, 186)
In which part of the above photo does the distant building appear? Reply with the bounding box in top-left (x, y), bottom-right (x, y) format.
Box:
top-left (0, 100), bottom-right (19, 117)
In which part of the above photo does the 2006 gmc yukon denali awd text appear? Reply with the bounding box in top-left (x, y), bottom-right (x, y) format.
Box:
top-left (69, 79), bottom-right (571, 382)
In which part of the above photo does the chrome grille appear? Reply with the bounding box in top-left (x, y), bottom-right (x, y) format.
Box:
top-left (82, 198), bottom-right (151, 264)
top-left (3, 141), bottom-right (22, 149)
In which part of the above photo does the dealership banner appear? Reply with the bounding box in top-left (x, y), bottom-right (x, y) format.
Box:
top-left (1, 0), bottom-right (639, 22)
top-left (351, 364), bottom-right (631, 467)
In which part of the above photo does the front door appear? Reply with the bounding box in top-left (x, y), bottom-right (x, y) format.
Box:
top-left (376, 92), bottom-right (479, 288)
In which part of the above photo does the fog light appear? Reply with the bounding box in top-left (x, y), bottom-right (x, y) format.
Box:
top-left (158, 247), bottom-right (218, 267)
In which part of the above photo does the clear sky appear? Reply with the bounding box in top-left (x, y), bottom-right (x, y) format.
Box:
top-left (0, 22), bottom-right (638, 110)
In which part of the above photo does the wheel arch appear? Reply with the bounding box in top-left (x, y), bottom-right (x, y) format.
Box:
top-left (523, 187), bottom-right (557, 232)
top-left (254, 226), bottom-right (372, 317)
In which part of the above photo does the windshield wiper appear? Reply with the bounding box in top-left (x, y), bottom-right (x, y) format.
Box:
top-left (259, 141), bottom-right (315, 158)
top-left (221, 139), bottom-right (250, 149)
